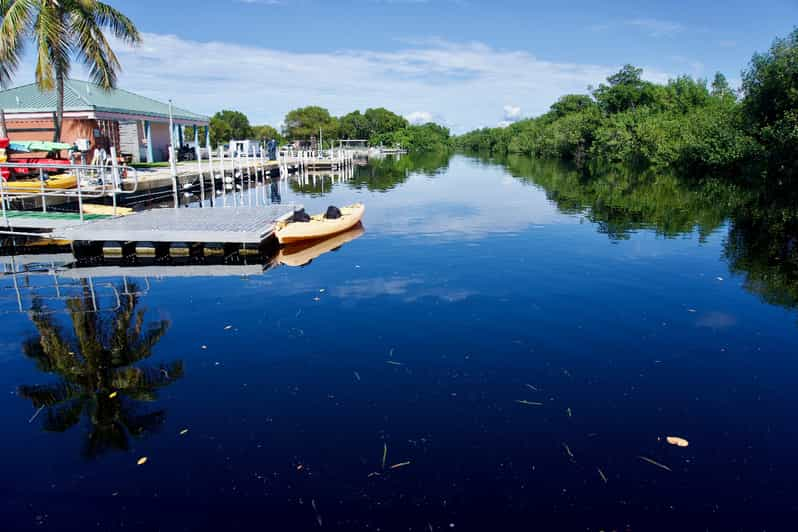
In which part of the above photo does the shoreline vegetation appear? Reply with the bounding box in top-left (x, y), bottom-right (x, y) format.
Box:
top-left (454, 28), bottom-right (798, 185)
top-left (209, 107), bottom-right (450, 152)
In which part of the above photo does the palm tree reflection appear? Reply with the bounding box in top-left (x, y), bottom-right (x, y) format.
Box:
top-left (18, 281), bottom-right (182, 458)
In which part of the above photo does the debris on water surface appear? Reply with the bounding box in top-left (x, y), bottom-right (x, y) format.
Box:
top-left (562, 443), bottom-right (574, 459)
top-left (390, 461), bottom-right (411, 470)
top-left (319, 288), bottom-right (326, 293)
top-left (638, 455), bottom-right (672, 472)
top-left (201, 345), bottom-right (207, 350)
top-left (382, 443), bottom-right (388, 470)
top-left (136, 457), bottom-right (148, 466)
top-left (108, 391), bottom-right (118, 399)
top-left (566, 407), bottom-right (573, 417)
top-left (386, 360), bottom-right (403, 366)
top-left (597, 467), bottom-right (608, 484)
top-left (367, 472), bottom-right (381, 478)
top-left (524, 384), bottom-right (538, 392)
top-left (311, 499), bottom-right (322, 527)
top-left (224, 325), bottom-right (233, 330)
top-left (515, 400), bottom-right (543, 406)
top-left (666, 436), bottom-right (689, 448)
top-left (28, 405), bottom-right (44, 424)
top-left (313, 297), bottom-right (320, 302)
top-left (179, 429), bottom-right (189, 436)
top-left (687, 308), bottom-right (697, 313)
top-left (296, 464), bottom-right (304, 471)
top-left (353, 371), bottom-right (361, 382)
top-left (716, 276), bottom-right (724, 281)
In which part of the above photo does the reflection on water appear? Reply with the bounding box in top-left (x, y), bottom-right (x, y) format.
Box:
top-left (2, 153), bottom-right (798, 528)
top-left (19, 281), bottom-right (181, 458)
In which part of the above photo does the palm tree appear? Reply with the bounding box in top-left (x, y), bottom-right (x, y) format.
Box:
top-left (0, 0), bottom-right (141, 141)
top-left (18, 281), bottom-right (182, 458)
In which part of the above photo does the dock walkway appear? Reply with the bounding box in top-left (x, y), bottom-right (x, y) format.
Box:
top-left (58, 205), bottom-right (296, 245)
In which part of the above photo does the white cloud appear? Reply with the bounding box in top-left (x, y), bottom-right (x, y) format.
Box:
top-left (503, 104), bottom-right (522, 123)
top-left (11, 32), bottom-right (671, 133)
top-left (624, 18), bottom-right (685, 37)
top-left (406, 111), bottom-right (434, 124)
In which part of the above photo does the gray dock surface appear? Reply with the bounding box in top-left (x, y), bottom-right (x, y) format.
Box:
top-left (57, 205), bottom-right (296, 244)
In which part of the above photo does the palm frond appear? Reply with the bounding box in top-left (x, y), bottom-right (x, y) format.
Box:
top-left (92, 1), bottom-right (141, 45)
top-left (0, 0), bottom-right (36, 87)
top-left (42, 398), bottom-right (85, 432)
top-left (68, 0), bottom-right (121, 88)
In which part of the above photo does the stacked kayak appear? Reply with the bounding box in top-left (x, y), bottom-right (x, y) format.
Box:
top-left (2, 173), bottom-right (77, 191)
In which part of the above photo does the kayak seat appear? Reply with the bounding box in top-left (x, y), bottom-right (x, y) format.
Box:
top-left (292, 208), bottom-right (311, 222)
top-left (325, 206), bottom-right (342, 219)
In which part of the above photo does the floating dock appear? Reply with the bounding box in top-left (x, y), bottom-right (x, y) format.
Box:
top-left (57, 205), bottom-right (296, 245)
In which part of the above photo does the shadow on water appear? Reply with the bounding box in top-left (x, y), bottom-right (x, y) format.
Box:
top-left (18, 281), bottom-right (182, 459)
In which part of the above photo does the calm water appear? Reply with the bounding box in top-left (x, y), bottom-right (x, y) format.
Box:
top-left (2, 154), bottom-right (797, 530)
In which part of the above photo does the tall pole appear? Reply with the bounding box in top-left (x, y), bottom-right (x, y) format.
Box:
top-left (168, 100), bottom-right (178, 208)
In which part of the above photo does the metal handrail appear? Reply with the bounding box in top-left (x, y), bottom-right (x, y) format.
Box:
top-left (1, 160), bottom-right (139, 226)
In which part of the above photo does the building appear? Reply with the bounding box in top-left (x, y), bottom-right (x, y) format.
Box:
top-left (0, 80), bottom-right (209, 163)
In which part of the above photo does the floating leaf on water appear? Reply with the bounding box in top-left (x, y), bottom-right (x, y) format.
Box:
top-left (386, 361), bottom-right (403, 366)
top-left (666, 436), bottom-right (689, 448)
top-left (201, 345), bottom-right (207, 350)
top-left (224, 325), bottom-right (233, 330)
top-left (353, 371), bottom-right (361, 382)
top-left (136, 456), bottom-right (148, 466)
top-left (367, 472), bottom-right (381, 478)
top-left (390, 461), bottom-right (411, 470)
top-left (108, 391), bottom-right (118, 399)
top-left (637, 455), bottom-right (672, 472)
top-left (296, 464), bottom-right (304, 471)
top-left (566, 407), bottom-right (573, 417)
top-left (515, 400), bottom-right (543, 406)
top-left (597, 467), bottom-right (608, 484)
top-left (179, 429), bottom-right (189, 436)
top-left (381, 443), bottom-right (388, 470)
top-left (524, 384), bottom-right (538, 391)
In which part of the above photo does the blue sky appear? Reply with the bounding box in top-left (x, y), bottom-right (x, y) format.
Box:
top-left (13, 0), bottom-right (798, 132)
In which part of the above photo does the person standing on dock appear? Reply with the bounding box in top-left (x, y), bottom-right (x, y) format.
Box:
top-left (267, 138), bottom-right (277, 161)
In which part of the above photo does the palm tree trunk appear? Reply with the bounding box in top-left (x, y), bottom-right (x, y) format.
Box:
top-left (54, 70), bottom-right (64, 142)
top-left (0, 108), bottom-right (7, 138)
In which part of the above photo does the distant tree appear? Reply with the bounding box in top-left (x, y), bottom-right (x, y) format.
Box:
top-left (251, 125), bottom-right (283, 144)
top-left (0, 0), bottom-right (141, 141)
top-left (549, 94), bottom-right (596, 118)
top-left (742, 28), bottom-right (798, 178)
top-left (339, 110), bottom-right (370, 139)
top-left (283, 106), bottom-right (339, 140)
top-left (592, 64), bottom-right (658, 114)
top-left (364, 108), bottom-right (408, 137)
top-left (711, 72), bottom-right (734, 99)
top-left (210, 110), bottom-right (252, 146)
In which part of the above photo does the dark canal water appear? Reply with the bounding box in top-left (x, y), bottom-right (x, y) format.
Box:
top-left (2, 154), bottom-right (797, 530)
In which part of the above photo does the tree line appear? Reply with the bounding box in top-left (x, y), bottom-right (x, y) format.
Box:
top-left (454, 28), bottom-right (798, 183)
top-left (209, 106), bottom-right (450, 152)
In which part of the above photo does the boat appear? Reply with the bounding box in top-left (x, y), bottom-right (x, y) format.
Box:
top-left (275, 203), bottom-right (365, 244)
top-left (278, 224), bottom-right (365, 267)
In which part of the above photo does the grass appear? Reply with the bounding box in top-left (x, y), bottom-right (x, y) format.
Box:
top-left (130, 162), bottom-right (170, 169)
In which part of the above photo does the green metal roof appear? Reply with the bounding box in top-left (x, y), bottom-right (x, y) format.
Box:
top-left (0, 80), bottom-right (208, 123)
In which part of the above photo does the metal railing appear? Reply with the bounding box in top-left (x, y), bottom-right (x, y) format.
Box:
top-left (0, 154), bottom-right (139, 227)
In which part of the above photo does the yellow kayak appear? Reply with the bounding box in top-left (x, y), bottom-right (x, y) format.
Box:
top-left (278, 224), bottom-right (365, 266)
top-left (3, 173), bottom-right (77, 191)
top-left (276, 203), bottom-right (365, 244)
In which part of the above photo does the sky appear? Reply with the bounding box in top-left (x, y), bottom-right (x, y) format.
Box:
top-left (8, 0), bottom-right (798, 133)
